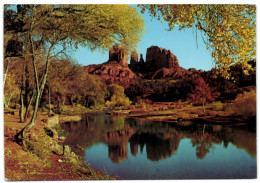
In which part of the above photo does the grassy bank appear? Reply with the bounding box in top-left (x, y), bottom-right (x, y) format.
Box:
top-left (4, 111), bottom-right (116, 181)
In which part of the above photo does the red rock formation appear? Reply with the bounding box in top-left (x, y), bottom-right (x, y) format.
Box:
top-left (139, 53), bottom-right (145, 64)
top-left (146, 46), bottom-right (179, 70)
top-left (151, 67), bottom-right (193, 79)
top-left (109, 44), bottom-right (128, 67)
top-left (85, 62), bottom-right (136, 88)
top-left (130, 50), bottom-right (138, 65)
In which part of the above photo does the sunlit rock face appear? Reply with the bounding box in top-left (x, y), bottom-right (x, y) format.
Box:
top-left (85, 44), bottom-right (136, 88)
top-left (85, 63), bottom-right (136, 88)
top-left (146, 46), bottom-right (179, 70)
top-left (129, 46), bottom-right (185, 79)
top-left (108, 44), bottom-right (128, 67)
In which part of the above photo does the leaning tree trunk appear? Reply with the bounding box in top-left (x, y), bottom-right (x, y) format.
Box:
top-left (5, 92), bottom-right (13, 108)
top-left (25, 91), bottom-right (35, 119)
top-left (48, 87), bottom-right (52, 115)
top-left (19, 91), bottom-right (25, 123)
top-left (24, 64), bottom-right (30, 116)
top-left (19, 66), bottom-right (25, 123)
top-left (3, 57), bottom-right (10, 88)
top-left (15, 28), bottom-right (55, 149)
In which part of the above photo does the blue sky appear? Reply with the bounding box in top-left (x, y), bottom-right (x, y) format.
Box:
top-left (72, 5), bottom-right (214, 71)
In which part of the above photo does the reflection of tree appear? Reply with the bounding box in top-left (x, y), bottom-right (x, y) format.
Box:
top-left (227, 129), bottom-right (256, 157)
top-left (61, 115), bottom-right (126, 150)
top-left (188, 125), bottom-right (221, 159)
top-left (195, 140), bottom-right (210, 159)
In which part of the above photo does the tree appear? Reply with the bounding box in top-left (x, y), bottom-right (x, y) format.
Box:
top-left (4, 8), bottom-right (24, 87)
top-left (188, 77), bottom-right (215, 113)
top-left (138, 4), bottom-right (256, 78)
top-left (5, 4), bottom-right (145, 147)
top-left (106, 84), bottom-right (131, 107)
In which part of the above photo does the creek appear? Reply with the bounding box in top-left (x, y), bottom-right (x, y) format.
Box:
top-left (61, 114), bottom-right (256, 179)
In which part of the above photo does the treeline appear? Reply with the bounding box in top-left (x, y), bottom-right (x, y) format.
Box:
top-left (4, 57), bottom-right (131, 116)
top-left (5, 56), bottom-right (255, 118)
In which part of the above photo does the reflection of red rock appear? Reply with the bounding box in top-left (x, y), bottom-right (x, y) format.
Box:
top-left (103, 125), bottom-right (135, 163)
top-left (128, 131), bottom-right (181, 161)
top-left (130, 141), bottom-right (138, 156)
top-left (108, 144), bottom-right (128, 163)
top-left (146, 132), bottom-right (180, 161)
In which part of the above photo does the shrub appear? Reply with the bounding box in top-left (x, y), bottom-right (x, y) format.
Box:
top-left (106, 84), bottom-right (131, 107)
top-left (55, 124), bottom-right (69, 137)
top-left (26, 129), bottom-right (53, 160)
top-left (233, 90), bottom-right (256, 117)
top-left (222, 103), bottom-right (233, 113)
top-left (58, 104), bottom-right (87, 114)
top-left (212, 101), bottom-right (223, 111)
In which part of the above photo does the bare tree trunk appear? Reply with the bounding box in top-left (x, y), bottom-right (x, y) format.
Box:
top-left (24, 64), bottom-right (30, 113)
top-left (3, 58), bottom-right (10, 87)
top-left (202, 103), bottom-right (205, 114)
top-left (19, 91), bottom-right (25, 122)
top-left (48, 87), bottom-right (52, 115)
top-left (57, 99), bottom-right (61, 114)
top-left (19, 66), bottom-right (25, 123)
top-left (5, 92), bottom-right (13, 108)
top-left (15, 26), bottom-right (55, 148)
top-left (25, 91), bottom-right (34, 119)
top-left (62, 96), bottom-right (66, 106)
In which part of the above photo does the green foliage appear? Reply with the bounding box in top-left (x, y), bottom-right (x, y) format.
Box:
top-left (106, 84), bottom-right (131, 107)
top-left (47, 59), bottom-right (109, 109)
top-left (5, 4), bottom-right (145, 53)
top-left (58, 104), bottom-right (88, 115)
top-left (84, 74), bottom-right (108, 107)
top-left (233, 90), bottom-right (256, 117)
top-left (139, 4), bottom-right (256, 78)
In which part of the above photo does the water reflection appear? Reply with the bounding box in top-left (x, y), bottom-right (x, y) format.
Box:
top-left (61, 114), bottom-right (256, 179)
top-left (61, 114), bottom-right (256, 161)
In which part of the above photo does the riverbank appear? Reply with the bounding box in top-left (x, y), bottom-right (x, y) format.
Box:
top-left (4, 111), bottom-right (117, 181)
top-left (106, 101), bottom-right (256, 128)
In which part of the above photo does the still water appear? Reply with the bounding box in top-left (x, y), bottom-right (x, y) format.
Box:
top-left (61, 114), bottom-right (256, 179)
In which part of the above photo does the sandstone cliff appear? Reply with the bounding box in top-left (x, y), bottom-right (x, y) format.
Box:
top-left (85, 62), bottom-right (136, 88)
top-left (85, 44), bottom-right (192, 87)
top-left (108, 44), bottom-right (128, 67)
top-left (146, 46), bottom-right (179, 70)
